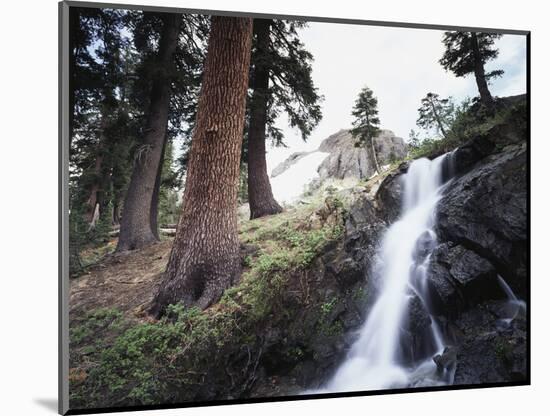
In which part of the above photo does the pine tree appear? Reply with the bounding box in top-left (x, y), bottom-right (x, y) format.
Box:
top-left (116, 13), bottom-right (208, 251)
top-left (69, 8), bottom-right (130, 232)
top-left (440, 31), bottom-right (503, 111)
top-left (150, 16), bottom-right (253, 316)
top-left (68, 7), bottom-right (104, 147)
top-left (246, 19), bottom-right (322, 219)
top-left (416, 92), bottom-right (455, 138)
top-left (116, 12), bottom-right (182, 252)
top-left (350, 86), bottom-right (381, 173)
top-left (69, 10), bottom-right (207, 254)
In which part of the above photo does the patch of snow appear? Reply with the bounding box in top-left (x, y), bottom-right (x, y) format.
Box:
top-left (271, 151), bottom-right (329, 205)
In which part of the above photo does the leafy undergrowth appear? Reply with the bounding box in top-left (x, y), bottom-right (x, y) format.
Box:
top-left (408, 98), bottom-right (527, 160)
top-left (69, 192), bottom-right (350, 409)
top-left (78, 238), bottom-right (118, 268)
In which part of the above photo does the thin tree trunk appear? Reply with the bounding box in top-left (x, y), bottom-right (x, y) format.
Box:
top-left (116, 14), bottom-right (180, 252)
top-left (85, 154), bottom-right (103, 226)
top-left (112, 197), bottom-right (121, 226)
top-left (429, 100), bottom-right (448, 138)
top-left (370, 136), bottom-right (381, 174)
top-left (150, 134), bottom-right (168, 240)
top-left (247, 19), bottom-right (283, 219)
top-left (150, 16), bottom-right (253, 317)
top-left (111, 161), bottom-right (127, 226)
top-left (470, 32), bottom-right (494, 111)
top-left (97, 164), bottom-right (112, 214)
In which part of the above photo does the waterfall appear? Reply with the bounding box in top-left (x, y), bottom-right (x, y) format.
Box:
top-left (321, 154), bottom-right (452, 393)
top-left (497, 275), bottom-right (526, 325)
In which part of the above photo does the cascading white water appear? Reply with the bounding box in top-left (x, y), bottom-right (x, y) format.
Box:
top-left (321, 154), bottom-right (450, 393)
top-left (497, 275), bottom-right (526, 325)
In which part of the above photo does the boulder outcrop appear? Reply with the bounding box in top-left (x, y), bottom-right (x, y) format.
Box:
top-left (271, 129), bottom-right (408, 183)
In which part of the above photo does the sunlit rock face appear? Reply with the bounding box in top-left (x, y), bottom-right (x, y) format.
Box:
top-left (317, 129), bottom-right (407, 180)
top-left (270, 129), bottom-right (407, 204)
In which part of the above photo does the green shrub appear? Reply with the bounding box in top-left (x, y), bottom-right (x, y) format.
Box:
top-left (71, 195), bottom-right (347, 408)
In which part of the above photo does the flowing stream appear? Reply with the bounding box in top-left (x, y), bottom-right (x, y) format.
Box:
top-left (321, 154), bottom-right (452, 393)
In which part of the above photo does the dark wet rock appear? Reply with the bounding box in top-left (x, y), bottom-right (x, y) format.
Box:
top-left (413, 230), bottom-right (437, 263)
top-left (427, 243), bottom-right (500, 318)
top-left (398, 292), bottom-right (437, 363)
top-left (374, 161), bottom-right (409, 223)
top-left (436, 144), bottom-right (527, 297)
top-left (452, 301), bottom-right (527, 385)
top-left (340, 192), bottom-right (387, 281)
top-left (433, 346), bottom-right (458, 375)
top-left (407, 293), bottom-right (432, 339)
top-left (449, 134), bottom-right (496, 177)
top-left (344, 190), bottom-right (380, 234)
top-left (326, 257), bottom-right (363, 287)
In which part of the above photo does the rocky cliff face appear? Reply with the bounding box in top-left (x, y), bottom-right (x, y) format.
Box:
top-left (318, 129), bottom-right (408, 180)
top-left (374, 103), bottom-right (528, 385)
top-left (259, 118), bottom-right (527, 391)
top-left (271, 129), bottom-right (408, 182)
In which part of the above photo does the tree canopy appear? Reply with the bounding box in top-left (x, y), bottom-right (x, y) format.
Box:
top-left (350, 86), bottom-right (380, 145)
top-left (440, 31), bottom-right (503, 80)
top-left (440, 31), bottom-right (503, 110)
top-left (416, 92), bottom-right (455, 138)
top-left (250, 19), bottom-right (323, 148)
top-left (350, 86), bottom-right (382, 173)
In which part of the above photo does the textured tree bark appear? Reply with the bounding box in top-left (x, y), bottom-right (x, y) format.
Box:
top-left (116, 14), bottom-right (180, 252)
top-left (150, 16), bottom-right (253, 317)
top-left (247, 19), bottom-right (283, 219)
top-left (470, 32), bottom-right (495, 111)
top-left (150, 134), bottom-right (168, 240)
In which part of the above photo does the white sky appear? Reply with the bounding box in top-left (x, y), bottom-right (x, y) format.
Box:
top-left (265, 23), bottom-right (527, 172)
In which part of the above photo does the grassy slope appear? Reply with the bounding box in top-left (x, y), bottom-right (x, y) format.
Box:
top-left (69, 190), bottom-right (350, 408)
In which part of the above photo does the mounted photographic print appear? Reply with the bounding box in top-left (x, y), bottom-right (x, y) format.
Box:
top-left (59, 1), bottom-right (530, 414)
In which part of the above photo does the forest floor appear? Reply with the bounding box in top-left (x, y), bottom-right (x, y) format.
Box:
top-left (70, 239), bottom-right (172, 324)
top-left (69, 180), bottom-right (363, 322)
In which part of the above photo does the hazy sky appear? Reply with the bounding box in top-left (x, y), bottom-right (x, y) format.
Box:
top-left (265, 23), bottom-right (527, 172)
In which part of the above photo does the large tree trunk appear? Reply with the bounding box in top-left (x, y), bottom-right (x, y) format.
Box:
top-left (150, 16), bottom-right (253, 317)
top-left (247, 19), bottom-right (283, 219)
top-left (470, 32), bottom-right (495, 111)
top-left (116, 14), bottom-right (180, 252)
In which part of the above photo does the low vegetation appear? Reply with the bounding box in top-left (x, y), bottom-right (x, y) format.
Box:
top-left (69, 192), bottom-right (348, 408)
top-left (408, 97), bottom-right (526, 160)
